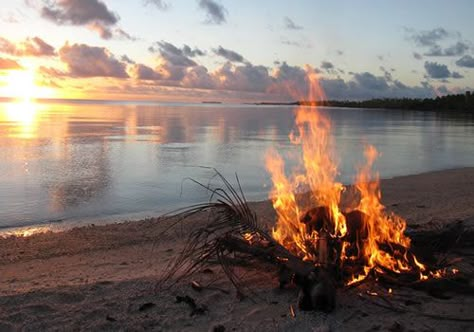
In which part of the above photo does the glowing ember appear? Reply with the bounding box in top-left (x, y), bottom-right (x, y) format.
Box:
top-left (265, 68), bottom-right (427, 285)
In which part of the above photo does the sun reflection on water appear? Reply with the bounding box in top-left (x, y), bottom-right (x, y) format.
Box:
top-left (0, 224), bottom-right (53, 238)
top-left (1, 100), bottom-right (42, 139)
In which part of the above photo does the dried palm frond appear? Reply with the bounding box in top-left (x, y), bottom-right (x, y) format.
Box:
top-left (157, 169), bottom-right (272, 294)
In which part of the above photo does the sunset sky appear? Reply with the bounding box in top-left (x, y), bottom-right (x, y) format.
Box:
top-left (0, 0), bottom-right (473, 102)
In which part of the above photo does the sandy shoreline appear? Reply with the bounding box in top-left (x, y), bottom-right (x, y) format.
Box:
top-left (1, 168), bottom-right (473, 331)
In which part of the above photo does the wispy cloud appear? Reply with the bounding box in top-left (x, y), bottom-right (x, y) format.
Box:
top-left (1, 10), bottom-right (22, 23)
top-left (406, 27), bottom-right (470, 57)
top-left (407, 27), bottom-right (449, 47)
top-left (424, 41), bottom-right (469, 57)
top-left (281, 38), bottom-right (311, 48)
top-left (143, 0), bottom-right (169, 11)
top-left (284, 16), bottom-right (303, 30)
top-left (213, 46), bottom-right (246, 63)
top-left (198, 0), bottom-right (227, 25)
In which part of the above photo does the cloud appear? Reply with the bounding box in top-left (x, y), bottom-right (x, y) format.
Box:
top-left (213, 46), bottom-right (246, 63)
top-left (215, 62), bottom-right (272, 92)
top-left (456, 55), bottom-right (474, 68)
top-left (424, 41), bottom-right (469, 56)
top-left (41, 0), bottom-right (117, 25)
top-left (436, 85), bottom-right (449, 95)
top-left (451, 71), bottom-right (464, 79)
top-left (407, 27), bottom-right (470, 57)
top-left (281, 38), bottom-right (312, 48)
top-left (38, 0), bottom-right (130, 40)
top-left (121, 55), bottom-right (135, 64)
top-left (0, 57), bottom-right (22, 69)
top-left (150, 41), bottom-right (197, 67)
top-left (284, 16), bottom-right (303, 30)
top-left (267, 64), bottom-right (435, 100)
top-left (1, 11), bottom-right (21, 23)
top-left (353, 72), bottom-right (389, 90)
top-left (43, 37), bottom-right (460, 101)
top-left (198, 0), bottom-right (227, 25)
top-left (86, 20), bottom-right (113, 39)
top-left (182, 45), bottom-right (206, 57)
top-left (111, 58), bottom-right (443, 101)
top-left (408, 27), bottom-right (449, 47)
top-left (149, 42), bottom-right (204, 58)
top-left (321, 61), bottom-right (334, 71)
top-left (0, 36), bottom-right (55, 56)
top-left (58, 43), bottom-right (128, 78)
top-left (0, 37), bottom-right (16, 55)
top-left (147, 41), bottom-right (208, 83)
top-left (129, 63), bottom-right (163, 80)
top-left (272, 62), bottom-right (307, 83)
top-left (413, 52), bottom-right (423, 60)
top-left (24, 37), bottom-right (55, 56)
top-left (182, 65), bottom-right (215, 89)
top-left (143, 0), bottom-right (169, 10)
top-left (87, 23), bottom-right (136, 41)
top-left (320, 76), bottom-right (434, 100)
top-left (113, 28), bottom-right (137, 41)
top-left (38, 65), bottom-right (67, 78)
top-left (379, 66), bottom-right (393, 82)
top-left (424, 61), bottom-right (451, 79)
top-left (267, 62), bottom-right (309, 97)
top-left (423, 61), bottom-right (464, 80)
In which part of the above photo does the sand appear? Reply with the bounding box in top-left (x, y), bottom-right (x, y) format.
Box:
top-left (0, 168), bottom-right (473, 331)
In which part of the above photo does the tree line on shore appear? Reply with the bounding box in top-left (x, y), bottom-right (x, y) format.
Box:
top-left (296, 91), bottom-right (474, 112)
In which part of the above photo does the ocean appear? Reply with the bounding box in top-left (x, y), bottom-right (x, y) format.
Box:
top-left (1, 99), bottom-right (474, 233)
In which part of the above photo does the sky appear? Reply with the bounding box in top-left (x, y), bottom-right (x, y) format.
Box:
top-left (0, 0), bottom-right (473, 102)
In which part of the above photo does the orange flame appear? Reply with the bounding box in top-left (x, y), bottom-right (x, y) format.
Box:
top-left (265, 68), bottom-right (426, 284)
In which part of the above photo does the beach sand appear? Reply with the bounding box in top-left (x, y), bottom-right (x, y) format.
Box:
top-left (1, 168), bottom-right (473, 331)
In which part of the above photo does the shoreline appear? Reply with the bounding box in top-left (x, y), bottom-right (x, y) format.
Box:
top-left (2, 166), bottom-right (474, 238)
top-left (0, 167), bottom-right (473, 330)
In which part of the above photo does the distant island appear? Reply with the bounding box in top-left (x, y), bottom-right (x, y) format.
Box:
top-left (252, 91), bottom-right (474, 112)
top-left (201, 101), bottom-right (222, 104)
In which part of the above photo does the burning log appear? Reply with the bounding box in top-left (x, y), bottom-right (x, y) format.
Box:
top-left (300, 206), bottom-right (332, 233)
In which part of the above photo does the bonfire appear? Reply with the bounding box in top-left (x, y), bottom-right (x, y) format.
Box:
top-left (159, 70), bottom-right (470, 313)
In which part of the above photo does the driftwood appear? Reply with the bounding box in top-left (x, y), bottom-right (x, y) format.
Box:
top-left (407, 220), bottom-right (473, 250)
top-left (218, 236), bottom-right (314, 279)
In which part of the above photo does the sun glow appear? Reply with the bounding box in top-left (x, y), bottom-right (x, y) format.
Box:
top-left (0, 68), bottom-right (54, 101)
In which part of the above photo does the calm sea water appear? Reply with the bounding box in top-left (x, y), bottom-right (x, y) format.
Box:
top-left (1, 100), bottom-right (474, 233)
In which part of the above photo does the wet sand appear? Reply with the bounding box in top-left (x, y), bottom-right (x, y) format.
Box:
top-left (0, 168), bottom-right (473, 331)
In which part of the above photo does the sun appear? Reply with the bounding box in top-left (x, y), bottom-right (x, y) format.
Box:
top-left (0, 68), bottom-right (54, 101)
